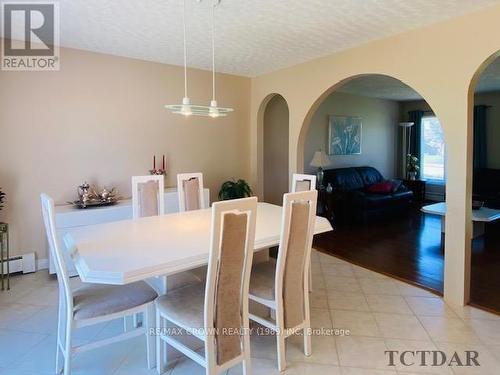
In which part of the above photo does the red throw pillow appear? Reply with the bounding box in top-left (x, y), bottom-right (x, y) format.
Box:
top-left (366, 181), bottom-right (393, 194)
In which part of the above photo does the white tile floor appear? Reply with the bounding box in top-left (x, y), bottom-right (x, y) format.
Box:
top-left (0, 250), bottom-right (499, 375)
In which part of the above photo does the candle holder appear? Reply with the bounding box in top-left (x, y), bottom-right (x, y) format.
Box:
top-left (149, 169), bottom-right (166, 176)
top-left (151, 155), bottom-right (167, 176)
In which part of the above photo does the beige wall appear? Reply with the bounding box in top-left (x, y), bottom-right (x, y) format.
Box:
top-left (263, 95), bottom-right (289, 205)
top-left (250, 4), bottom-right (500, 306)
top-left (0, 45), bottom-right (251, 262)
top-left (475, 91), bottom-right (500, 168)
top-left (304, 92), bottom-right (399, 178)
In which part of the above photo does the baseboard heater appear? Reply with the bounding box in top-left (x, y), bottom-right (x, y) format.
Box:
top-left (1, 253), bottom-right (36, 274)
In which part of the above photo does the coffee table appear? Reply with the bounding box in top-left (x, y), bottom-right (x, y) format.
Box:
top-left (421, 202), bottom-right (500, 238)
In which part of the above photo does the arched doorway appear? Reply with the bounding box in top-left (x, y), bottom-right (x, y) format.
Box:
top-left (468, 51), bottom-right (500, 313)
top-left (260, 94), bottom-right (289, 205)
top-left (299, 74), bottom-right (448, 294)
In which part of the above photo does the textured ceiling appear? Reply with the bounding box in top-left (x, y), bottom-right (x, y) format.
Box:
top-left (335, 57), bottom-right (500, 102)
top-left (336, 75), bottom-right (423, 101)
top-left (3, 0), bottom-right (498, 77)
top-left (476, 57), bottom-right (500, 93)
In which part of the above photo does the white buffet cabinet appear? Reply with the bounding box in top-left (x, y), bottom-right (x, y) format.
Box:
top-left (51, 187), bottom-right (210, 275)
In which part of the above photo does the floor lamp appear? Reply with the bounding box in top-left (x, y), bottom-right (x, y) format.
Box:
top-left (399, 122), bottom-right (414, 179)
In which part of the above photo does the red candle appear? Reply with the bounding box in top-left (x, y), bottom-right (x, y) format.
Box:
top-left (162, 155), bottom-right (165, 170)
top-left (153, 155), bottom-right (156, 170)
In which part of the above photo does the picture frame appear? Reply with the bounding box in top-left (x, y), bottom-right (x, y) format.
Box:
top-left (328, 115), bottom-right (362, 155)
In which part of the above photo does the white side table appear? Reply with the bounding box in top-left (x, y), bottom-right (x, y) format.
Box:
top-left (421, 202), bottom-right (500, 239)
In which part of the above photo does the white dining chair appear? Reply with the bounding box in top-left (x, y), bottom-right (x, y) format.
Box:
top-left (177, 172), bottom-right (205, 212)
top-left (132, 174), bottom-right (203, 297)
top-left (291, 173), bottom-right (317, 292)
top-left (132, 175), bottom-right (165, 218)
top-left (155, 197), bottom-right (257, 375)
top-left (41, 194), bottom-right (158, 375)
top-left (129, 175), bottom-right (165, 329)
top-left (248, 190), bottom-right (317, 371)
top-left (292, 173), bottom-right (317, 192)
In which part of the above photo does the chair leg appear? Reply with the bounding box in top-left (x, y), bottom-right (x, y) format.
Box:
top-left (304, 286), bottom-right (312, 357)
top-left (55, 300), bottom-right (64, 374)
top-left (303, 325), bottom-right (312, 357)
top-left (134, 312), bottom-right (142, 328)
top-left (63, 320), bottom-right (72, 375)
top-left (156, 311), bottom-right (165, 374)
top-left (275, 305), bottom-right (287, 371)
top-left (276, 333), bottom-right (286, 371)
top-left (145, 304), bottom-right (156, 369)
top-left (242, 329), bottom-right (252, 375)
top-left (55, 338), bottom-right (63, 374)
top-left (205, 338), bottom-right (217, 375)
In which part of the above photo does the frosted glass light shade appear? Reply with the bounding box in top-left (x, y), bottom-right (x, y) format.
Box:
top-left (165, 97), bottom-right (234, 117)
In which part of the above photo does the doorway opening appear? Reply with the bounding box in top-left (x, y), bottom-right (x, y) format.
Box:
top-left (262, 94), bottom-right (289, 205)
top-left (300, 74), bottom-right (447, 294)
top-left (469, 52), bottom-right (500, 313)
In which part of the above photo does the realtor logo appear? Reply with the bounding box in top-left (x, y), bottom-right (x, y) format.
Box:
top-left (1, 1), bottom-right (60, 70)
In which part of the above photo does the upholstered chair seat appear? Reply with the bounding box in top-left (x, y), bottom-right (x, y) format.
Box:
top-left (73, 281), bottom-right (158, 320)
top-left (249, 259), bottom-right (277, 301)
top-left (155, 284), bottom-right (205, 336)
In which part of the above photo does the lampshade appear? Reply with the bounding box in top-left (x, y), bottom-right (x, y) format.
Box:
top-left (399, 122), bottom-right (414, 128)
top-left (310, 150), bottom-right (329, 168)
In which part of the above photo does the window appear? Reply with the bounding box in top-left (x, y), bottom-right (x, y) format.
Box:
top-left (421, 116), bottom-right (445, 182)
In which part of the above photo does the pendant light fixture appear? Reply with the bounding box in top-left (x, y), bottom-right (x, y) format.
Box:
top-left (165, 0), bottom-right (233, 117)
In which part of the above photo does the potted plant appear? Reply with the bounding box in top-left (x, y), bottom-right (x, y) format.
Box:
top-left (218, 179), bottom-right (253, 201)
top-left (406, 154), bottom-right (420, 180)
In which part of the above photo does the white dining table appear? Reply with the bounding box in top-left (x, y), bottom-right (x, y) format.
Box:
top-left (63, 202), bottom-right (333, 289)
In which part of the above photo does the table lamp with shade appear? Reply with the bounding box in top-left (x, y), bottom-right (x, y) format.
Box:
top-left (310, 150), bottom-right (330, 188)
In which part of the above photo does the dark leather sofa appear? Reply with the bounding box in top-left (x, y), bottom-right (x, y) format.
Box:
top-left (473, 168), bottom-right (500, 209)
top-left (323, 166), bottom-right (413, 224)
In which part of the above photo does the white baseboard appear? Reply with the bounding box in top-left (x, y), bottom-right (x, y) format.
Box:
top-left (37, 258), bottom-right (49, 271)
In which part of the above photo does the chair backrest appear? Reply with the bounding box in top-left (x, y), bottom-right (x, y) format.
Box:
top-left (132, 175), bottom-right (165, 219)
top-left (40, 194), bottom-right (73, 312)
top-left (177, 172), bottom-right (205, 212)
top-left (204, 197), bottom-right (257, 366)
top-left (292, 173), bottom-right (317, 192)
top-left (275, 190), bottom-right (317, 329)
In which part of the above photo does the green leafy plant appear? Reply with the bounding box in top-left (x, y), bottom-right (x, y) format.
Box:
top-left (406, 154), bottom-right (420, 173)
top-left (0, 188), bottom-right (5, 211)
top-left (218, 179), bottom-right (253, 201)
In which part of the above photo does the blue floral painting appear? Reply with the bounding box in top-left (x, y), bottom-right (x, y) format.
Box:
top-left (328, 116), bottom-right (362, 155)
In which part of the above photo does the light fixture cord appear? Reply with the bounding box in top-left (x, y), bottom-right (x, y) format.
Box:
top-left (183, 0), bottom-right (188, 99)
top-left (211, 0), bottom-right (216, 102)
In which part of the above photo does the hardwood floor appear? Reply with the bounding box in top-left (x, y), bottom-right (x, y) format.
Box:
top-left (313, 208), bottom-right (500, 314)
